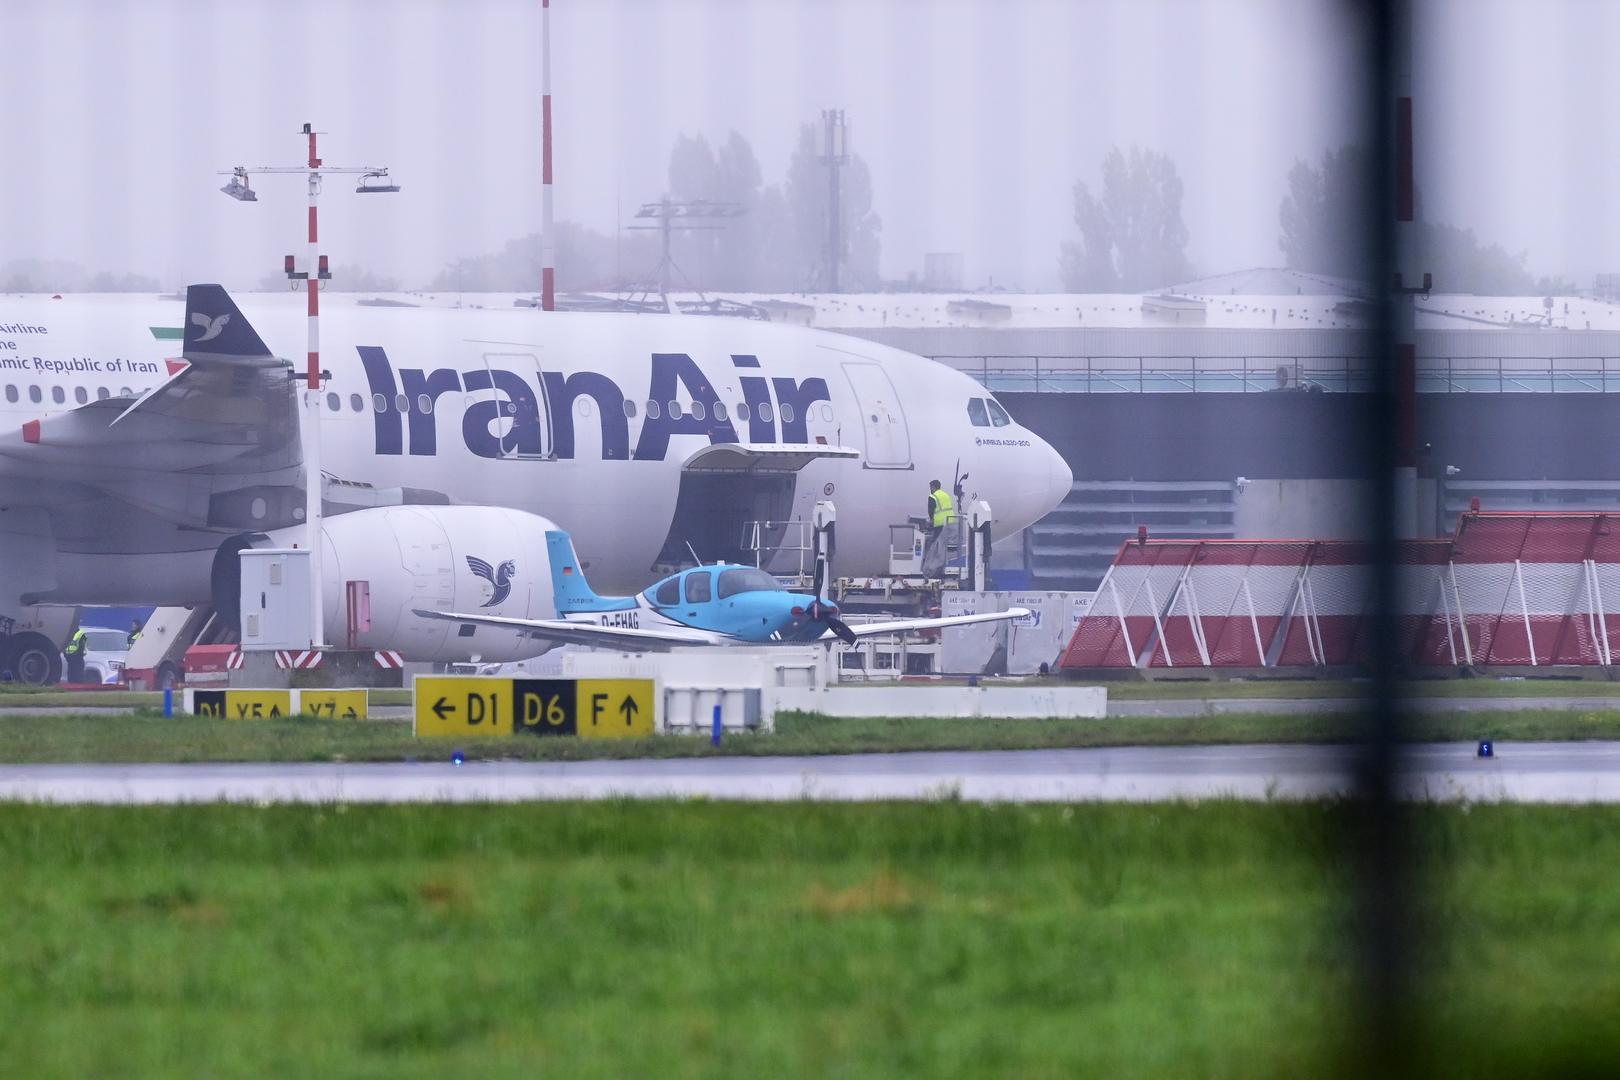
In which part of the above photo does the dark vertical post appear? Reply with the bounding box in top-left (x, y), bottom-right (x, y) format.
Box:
top-left (1357, 1), bottom-right (1416, 1075)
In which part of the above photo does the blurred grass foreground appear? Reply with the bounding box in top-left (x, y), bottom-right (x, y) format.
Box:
top-left (0, 801), bottom-right (1616, 1077)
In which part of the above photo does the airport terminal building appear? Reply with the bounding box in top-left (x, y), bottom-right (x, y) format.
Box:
top-left (791, 270), bottom-right (1620, 590)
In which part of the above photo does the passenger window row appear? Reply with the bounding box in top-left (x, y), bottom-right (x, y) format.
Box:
top-left (614, 399), bottom-right (839, 426)
top-left (9, 381), bottom-right (848, 428)
top-left (330, 391), bottom-right (840, 427)
top-left (4, 384), bottom-right (135, 405)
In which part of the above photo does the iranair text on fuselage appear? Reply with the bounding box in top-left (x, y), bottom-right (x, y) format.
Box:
top-left (359, 346), bottom-right (829, 460)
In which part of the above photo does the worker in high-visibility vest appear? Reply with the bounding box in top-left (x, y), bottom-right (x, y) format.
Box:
top-left (922, 480), bottom-right (956, 578)
top-left (127, 619), bottom-right (144, 648)
top-left (63, 625), bottom-right (87, 684)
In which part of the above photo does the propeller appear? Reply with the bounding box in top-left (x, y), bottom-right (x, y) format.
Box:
top-left (805, 510), bottom-right (853, 642)
top-left (806, 597), bottom-right (857, 645)
top-left (820, 607), bottom-right (857, 644)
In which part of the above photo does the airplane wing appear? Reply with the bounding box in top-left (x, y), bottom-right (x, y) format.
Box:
top-left (412, 608), bottom-right (716, 652)
top-left (415, 606), bottom-right (1033, 651)
top-left (829, 607), bottom-right (1033, 640)
top-left (0, 284), bottom-right (302, 531)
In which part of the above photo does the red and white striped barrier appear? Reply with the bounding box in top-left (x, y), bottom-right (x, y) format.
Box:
top-left (226, 649), bottom-right (244, 670)
top-left (1060, 512), bottom-right (1620, 671)
top-left (373, 650), bottom-right (404, 669)
top-left (274, 650), bottom-right (325, 670)
top-left (1421, 512), bottom-right (1620, 667)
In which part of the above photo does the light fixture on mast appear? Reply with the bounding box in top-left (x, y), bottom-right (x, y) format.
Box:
top-left (356, 170), bottom-right (400, 194)
top-left (220, 167), bottom-right (258, 202)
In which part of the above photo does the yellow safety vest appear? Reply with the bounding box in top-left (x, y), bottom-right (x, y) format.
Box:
top-left (930, 489), bottom-right (956, 528)
top-left (64, 630), bottom-right (86, 656)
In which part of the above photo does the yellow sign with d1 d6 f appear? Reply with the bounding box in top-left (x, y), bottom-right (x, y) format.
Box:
top-left (413, 676), bottom-right (656, 739)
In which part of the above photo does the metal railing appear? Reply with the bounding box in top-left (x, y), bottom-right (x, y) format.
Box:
top-left (741, 519), bottom-right (815, 585)
top-left (930, 354), bottom-right (1620, 393)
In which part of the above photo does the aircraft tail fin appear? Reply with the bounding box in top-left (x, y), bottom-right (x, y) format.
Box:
top-left (547, 531), bottom-right (624, 614)
top-left (183, 284), bottom-right (272, 359)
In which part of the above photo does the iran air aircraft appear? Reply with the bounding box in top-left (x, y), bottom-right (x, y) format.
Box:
top-left (413, 530), bottom-right (1029, 650)
top-left (0, 285), bottom-right (1070, 670)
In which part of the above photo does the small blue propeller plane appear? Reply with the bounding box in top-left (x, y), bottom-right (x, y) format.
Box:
top-left (414, 531), bottom-right (1028, 652)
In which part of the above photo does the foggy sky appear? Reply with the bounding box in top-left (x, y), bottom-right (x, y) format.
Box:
top-left (0, 0), bottom-right (1610, 293)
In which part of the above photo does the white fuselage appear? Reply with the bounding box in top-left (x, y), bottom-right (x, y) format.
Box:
top-left (0, 292), bottom-right (1071, 607)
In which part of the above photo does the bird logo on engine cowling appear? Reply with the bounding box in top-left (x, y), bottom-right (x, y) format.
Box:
top-left (466, 556), bottom-right (517, 607)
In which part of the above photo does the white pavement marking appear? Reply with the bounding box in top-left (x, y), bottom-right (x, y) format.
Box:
top-left (2, 743), bottom-right (1619, 804)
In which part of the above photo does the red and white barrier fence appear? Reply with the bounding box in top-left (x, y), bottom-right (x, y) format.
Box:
top-left (1060, 512), bottom-right (1620, 671)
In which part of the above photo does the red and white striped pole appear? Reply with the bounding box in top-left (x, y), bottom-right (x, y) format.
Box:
top-left (307, 126), bottom-right (321, 387)
top-left (540, 0), bottom-right (555, 311)
top-left (304, 123), bottom-right (327, 646)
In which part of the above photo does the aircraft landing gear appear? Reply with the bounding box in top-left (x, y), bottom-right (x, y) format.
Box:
top-left (0, 632), bottom-right (63, 686)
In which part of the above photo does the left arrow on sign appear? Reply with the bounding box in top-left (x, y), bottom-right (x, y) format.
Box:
top-left (432, 698), bottom-right (455, 720)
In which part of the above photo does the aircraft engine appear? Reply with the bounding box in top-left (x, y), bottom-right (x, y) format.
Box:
top-left (222, 505), bottom-right (563, 663)
top-left (319, 505), bottom-right (561, 662)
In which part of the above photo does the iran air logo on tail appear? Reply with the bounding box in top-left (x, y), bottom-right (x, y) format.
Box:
top-left (190, 311), bottom-right (231, 342)
top-left (466, 556), bottom-right (517, 607)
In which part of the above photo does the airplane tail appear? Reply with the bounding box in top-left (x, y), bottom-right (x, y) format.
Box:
top-left (546, 530), bottom-right (629, 614)
top-left (183, 284), bottom-right (272, 359)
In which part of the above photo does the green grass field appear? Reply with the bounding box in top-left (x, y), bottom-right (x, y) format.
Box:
top-left (1, 707), bottom-right (1620, 764)
top-left (0, 802), bottom-right (1615, 1077)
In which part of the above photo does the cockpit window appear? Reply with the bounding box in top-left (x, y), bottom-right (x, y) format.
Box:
top-left (967, 398), bottom-right (990, 427)
top-left (684, 571), bottom-right (711, 604)
top-left (717, 567), bottom-right (784, 599)
top-left (653, 578), bottom-right (681, 606)
top-left (987, 398), bottom-right (1012, 427)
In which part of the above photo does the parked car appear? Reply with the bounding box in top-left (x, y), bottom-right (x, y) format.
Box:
top-left (76, 627), bottom-right (131, 685)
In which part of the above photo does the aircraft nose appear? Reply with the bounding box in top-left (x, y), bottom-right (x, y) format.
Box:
top-left (1016, 436), bottom-right (1072, 532)
top-left (1043, 438), bottom-right (1073, 516)
top-left (977, 434), bottom-right (1071, 535)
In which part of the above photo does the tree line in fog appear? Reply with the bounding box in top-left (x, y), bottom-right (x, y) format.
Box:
top-left (0, 133), bottom-right (1579, 298)
top-left (434, 123), bottom-right (881, 296)
top-left (1059, 142), bottom-right (1574, 295)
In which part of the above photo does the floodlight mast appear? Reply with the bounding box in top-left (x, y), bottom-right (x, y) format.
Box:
top-left (217, 124), bottom-right (397, 650)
